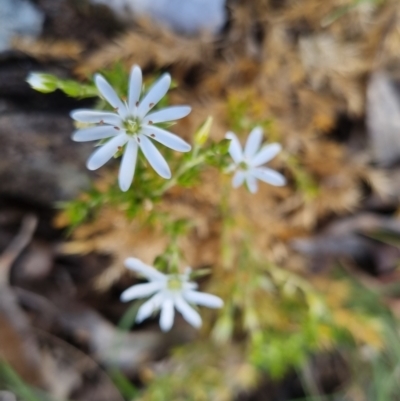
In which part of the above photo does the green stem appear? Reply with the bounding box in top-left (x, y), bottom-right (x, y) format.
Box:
top-left (154, 154), bottom-right (205, 196)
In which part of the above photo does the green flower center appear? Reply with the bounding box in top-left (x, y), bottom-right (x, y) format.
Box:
top-left (123, 117), bottom-right (141, 136)
top-left (239, 161), bottom-right (249, 170)
top-left (167, 276), bottom-right (183, 291)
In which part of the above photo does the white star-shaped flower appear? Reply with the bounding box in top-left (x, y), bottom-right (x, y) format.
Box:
top-left (120, 257), bottom-right (224, 332)
top-left (225, 127), bottom-right (286, 193)
top-left (71, 65), bottom-right (192, 191)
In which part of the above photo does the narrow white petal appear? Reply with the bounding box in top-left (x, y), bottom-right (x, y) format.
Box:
top-left (252, 167), bottom-right (286, 186)
top-left (246, 173), bottom-right (258, 193)
top-left (251, 143), bottom-right (282, 166)
top-left (244, 127), bottom-right (263, 158)
top-left (159, 298), bottom-right (175, 332)
top-left (175, 296), bottom-right (202, 328)
top-left (137, 73), bottom-right (171, 119)
top-left (182, 281), bottom-right (198, 291)
top-left (128, 65), bottom-right (142, 111)
top-left (94, 74), bottom-right (128, 118)
top-left (184, 290), bottom-right (224, 308)
top-left (118, 139), bottom-right (138, 191)
top-left (120, 282), bottom-right (164, 302)
top-left (124, 257), bottom-right (167, 281)
top-left (142, 106), bottom-right (191, 124)
top-left (225, 132), bottom-right (243, 164)
top-left (232, 170), bottom-right (246, 188)
top-left (139, 135), bottom-right (171, 179)
top-left (72, 126), bottom-right (118, 142)
top-left (225, 164), bottom-right (236, 174)
top-left (136, 292), bottom-right (165, 323)
top-left (70, 109), bottom-right (122, 126)
top-left (86, 134), bottom-right (128, 170)
top-left (141, 126), bottom-right (191, 152)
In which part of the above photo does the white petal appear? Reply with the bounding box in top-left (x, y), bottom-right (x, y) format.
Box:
top-left (138, 134), bottom-right (171, 179)
top-left (251, 143), bottom-right (282, 166)
top-left (118, 139), bottom-right (138, 191)
top-left (120, 281), bottom-right (164, 302)
top-left (70, 109), bottom-right (122, 126)
top-left (246, 173), bottom-right (258, 193)
top-left (94, 74), bottom-right (128, 118)
top-left (225, 163), bottom-right (236, 174)
top-left (72, 126), bottom-right (118, 142)
top-left (244, 127), bottom-right (263, 158)
top-left (232, 170), bottom-right (246, 188)
top-left (252, 167), bottom-right (286, 186)
top-left (160, 298), bottom-right (175, 332)
top-left (225, 132), bottom-right (243, 164)
top-left (86, 134), bottom-right (128, 170)
top-left (184, 290), bottom-right (224, 308)
top-left (137, 73), bottom-right (171, 119)
top-left (182, 281), bottom-right (198, 291)
top-left (142, 106), bottom-right (191, 124)
top-left (136, 292), bottom-right (165, 323)
top-left (128, 65), bottom-right (142, 111)
top-left (141, 126), bottom-right (191, 152)
top-left (175, 296), bottom-right (202, 328)
top-left (124, 257), bottom-right (167, 281)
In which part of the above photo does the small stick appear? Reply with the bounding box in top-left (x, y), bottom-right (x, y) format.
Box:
top-left (0, 215), bottom-right (42, 386)
top-left (0, 215), bottom-right (38, 286)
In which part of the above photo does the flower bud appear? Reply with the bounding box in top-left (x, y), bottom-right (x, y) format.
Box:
top-left (26, 73), bottom-right (57, 93)
top-left (194, 116), bottom-right (213, 146)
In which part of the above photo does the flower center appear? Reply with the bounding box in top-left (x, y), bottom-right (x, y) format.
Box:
top-left (167, 276), bottom-right (183, 291)
top-left (239, 161), bottom-right (249, 170)
top-left (123, 117), bottom-right (141, 136)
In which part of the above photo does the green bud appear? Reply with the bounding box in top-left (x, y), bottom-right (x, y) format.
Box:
top-left (27, 72), bottom-right (97, 98)
top-left (26, 73), bottom-right (57, 93)
top-left (194, 116), bottom-right (213, 146)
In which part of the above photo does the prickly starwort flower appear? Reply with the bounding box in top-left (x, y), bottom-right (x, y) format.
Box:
top-left (121, 257), bottom-right (223, 332)
top-left (226, 127), bottom-right (286, 193)
top-left (71, 65), bottom-right (191, 191)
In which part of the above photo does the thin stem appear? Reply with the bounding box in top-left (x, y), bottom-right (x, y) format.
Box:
top-left (154, 154), bottom-right (205, 196)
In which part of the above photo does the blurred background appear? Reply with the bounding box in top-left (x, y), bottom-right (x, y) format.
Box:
top-left (2, 0), bottom-right (400, 400)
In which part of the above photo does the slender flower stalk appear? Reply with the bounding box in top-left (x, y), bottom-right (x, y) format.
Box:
top-left (226, 127), bottom-right (286, 193)
top-left (70, 65), bottom-right (192, 192)
top-left (121, 257), bottom-right (223, 332)
top-left (154, 153), bottom-right (205, 196)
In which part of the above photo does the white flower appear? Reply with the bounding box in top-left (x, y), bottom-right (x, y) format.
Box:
top-left (70, 65), bottom-right (192, 191)
top-left (225, 127), bottom-right (286, 193)
top-left (120, 257), bottom-right (224, 332)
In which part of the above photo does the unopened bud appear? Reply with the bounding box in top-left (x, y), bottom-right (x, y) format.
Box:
top-left (194, 116), bottom-right (213, 146)
top-left (26, 73), bottom-right (57, 93)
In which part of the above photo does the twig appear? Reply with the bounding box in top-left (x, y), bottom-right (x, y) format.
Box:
top-left (0, 215), bottom-right (38, 286)
top-left (0, 214), bottom-right (43, 386)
